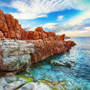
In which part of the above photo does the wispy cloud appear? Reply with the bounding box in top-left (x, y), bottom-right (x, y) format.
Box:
top-left (22, 19), bottom-right (90, 36)
top-left (0, 0), bottom-right (89, 19)
top-left (84, 27), bottom-right (90, 31)
top-left (65, 11), bottom-right (90, 26)
top-left (56, 19), bottom-right (90, 36)
top-left (57, 16), bottom-right (64, 21)
top-left (42, 17), bottom-right (90, 37)
top-left (57, 30), bottom-right (90, 37)
top-left (43, 23), bottom-right (58, 30)
top-left (22, 26), bottom-right (36, 31)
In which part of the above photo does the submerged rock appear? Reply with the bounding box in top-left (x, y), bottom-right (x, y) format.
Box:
top-left (50, 60), bottom-right (76, 67)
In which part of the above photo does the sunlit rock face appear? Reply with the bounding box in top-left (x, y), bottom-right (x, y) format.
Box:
top-left (26, 27), bottom-right (76, 63)
top-left (0, 9), bottom-right (65, 41)
top-left (0, 9), bottom-right (76, 66)
top-left (0, 9), bottom-right (23, 40)
top-left (27, 39), bottom-right (75, 63)
top-left (0, 40), bottom-right (35, 71)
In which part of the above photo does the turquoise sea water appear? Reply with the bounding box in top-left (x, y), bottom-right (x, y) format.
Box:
top-left (19, 37), bottom-right (90, 90)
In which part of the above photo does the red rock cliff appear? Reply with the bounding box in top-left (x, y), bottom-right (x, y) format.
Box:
top-left (26, 27), bottom-right (75, 63)
top-left (0, 9), bottom-right (76, 64)
top-left (0, 9), bottom-right (23, 40)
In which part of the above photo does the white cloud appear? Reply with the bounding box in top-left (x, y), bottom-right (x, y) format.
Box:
top-left (57, 30), bottom-right (90, 37)
top-left (57, 16), bottom-right (64, 21)
top-left (43, 23), bottom-right (58, 29)
top-left (0, 0), bottom-right (89, 19)
top-left (22, 26), bottom-right (36, 31)
top-left (65, 11), bottom-right (90, 26)
top-left (22, 21), bottom-right (90, 36)
top-left (84, 27), bottom-right (90, 31)
top-left (28, 27), bottom-right (36, 31)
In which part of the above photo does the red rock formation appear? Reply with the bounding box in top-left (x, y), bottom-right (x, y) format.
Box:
top-left (0, 31), bottom-right (5, 40)
top-left (0, 9), bottom-right (76, 64)
top-left (21, 27), bottom-right (65, 41)
top-left (0, 9), bottom-right (22, 40)
top-left (26, 39), bottom-right (75, 63)
top-left (0, 9), bottom-right (67, 41)
top-left (26, 27), bottom-right (76, 63)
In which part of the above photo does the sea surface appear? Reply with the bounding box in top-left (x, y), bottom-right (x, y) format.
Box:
top-left (19, 37), bottom-right (90, 90)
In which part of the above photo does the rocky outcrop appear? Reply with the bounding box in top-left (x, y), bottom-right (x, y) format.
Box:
top-left (0, 40), bottom-right (35, 71)
top-left (0, 9), bottom-right (23, 40)
top-left (28, 40), bottom-right (75, 63)
top-left (0, 74), bottom-right (66, 90)
top-left (0, 9), bottom-right (76, 71)
top-left (50, 60), bottom-right (76, 67)
top-left (0, 9), bottom-right (65, 41)
top-left (21, 27), bottom-right (65, 40)
top-left (26, 27), bottom-right (75, 63)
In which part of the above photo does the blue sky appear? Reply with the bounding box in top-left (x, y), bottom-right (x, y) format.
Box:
top-left (0, 0), bottom-right (90, 37)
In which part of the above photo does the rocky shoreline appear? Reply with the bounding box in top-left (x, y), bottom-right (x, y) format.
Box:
top-left (0, 73), bottom-right (67, 90)
top-left (0, 9), bottom-right (76, 89)
top-left (0, 9), bottom-right (76, 73)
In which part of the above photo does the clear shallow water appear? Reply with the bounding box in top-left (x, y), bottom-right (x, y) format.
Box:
top-left (19, 37), bottom-right (90, 90)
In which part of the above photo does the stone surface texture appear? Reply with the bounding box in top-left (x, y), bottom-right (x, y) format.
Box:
top-left (26, 28), bottom-right (75, 63)
top-left (0, 40), bottom-right (35, 71)
top-left (0, 76), bottom-right (54, 90)
top-left (0, 9), bottom-right (76, 71)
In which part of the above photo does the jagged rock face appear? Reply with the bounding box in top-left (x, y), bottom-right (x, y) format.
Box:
top-left (25, 28), bottom-right (75, 63)
top-left (0, 40), bottom-right (35, 71)
top-left (0, 9), bottom-right (76, 65)
top-left (0, 9), bottom-right (22, 40)
top-left (0, 31), bottom-right (5, 40)
top-left (0, 9), bottom-right (65, 41)
top-left (21, 27), bottom-right (65, 40)
top-left (26, 39), bottom-right (76, 63)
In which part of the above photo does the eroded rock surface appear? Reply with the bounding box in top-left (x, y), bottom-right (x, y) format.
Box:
top-left (0, 75), bottom-right (66, 90)
top-left (26, 28), bottom-right (75, 63)
top-left (0, 40), bottom-right (35, 71)
top-left (0, 9), bottom-right (76, 71)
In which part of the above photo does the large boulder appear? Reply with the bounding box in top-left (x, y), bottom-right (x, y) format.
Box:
top-left (0, 40), bottom-right (35, 71)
